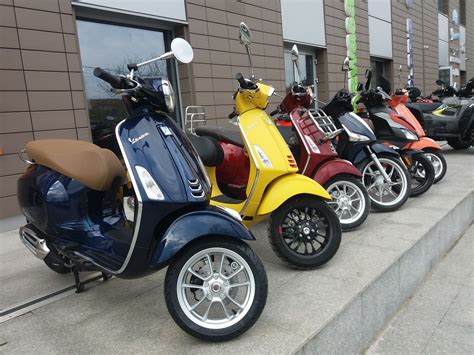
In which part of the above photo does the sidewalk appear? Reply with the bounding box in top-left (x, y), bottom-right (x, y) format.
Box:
top-left (367, 224), bottom-right (474, 354)
top-left (0, 148), bottom-right (472, 354)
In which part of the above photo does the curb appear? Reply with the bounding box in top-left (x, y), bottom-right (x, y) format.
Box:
top-left (295, 191), bottom-right (473, 354)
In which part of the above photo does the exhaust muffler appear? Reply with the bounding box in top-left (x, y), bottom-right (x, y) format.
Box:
top-left (19, 226), bottom-right (50, 260)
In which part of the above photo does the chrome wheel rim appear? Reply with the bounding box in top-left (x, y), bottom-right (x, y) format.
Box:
top-left (326, 180), bottom-right (366, 225)
top-left (362, 158), bottom-right (408, 207)
top-left (424, 153), bottom-right (442, 180)
top-left (176, 247), bottom-right (255, 330)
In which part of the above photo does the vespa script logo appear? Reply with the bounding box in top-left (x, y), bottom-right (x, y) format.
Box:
top-left (128, 132), bottom-right (149, 144)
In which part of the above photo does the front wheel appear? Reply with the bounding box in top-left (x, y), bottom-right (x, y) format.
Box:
top-left (268, 196), bottom-right (341, 269)
top-left (423, 148), bottom-right (447, 183)
top-left (164, 238), bottom-right (267, 342)
top-left (324, 174), bottom-right (370, 231)
top-left (360, 154), bottom-right (411, 212)
top-left (408, 154), bottom-right (435, 197)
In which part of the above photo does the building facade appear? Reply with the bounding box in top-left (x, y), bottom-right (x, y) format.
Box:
top-left (0, 0), bottom-right (472, 224)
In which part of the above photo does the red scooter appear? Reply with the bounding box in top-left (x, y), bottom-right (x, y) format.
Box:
top-left (272, 86), bottom-right (370, 231)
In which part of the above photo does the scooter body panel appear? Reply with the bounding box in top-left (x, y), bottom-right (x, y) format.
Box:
top-left (403, 137), bottom-right (441, 151)
top-left (151, 206), bottom-right (254, 268)
top-left (257, 173), bottom-right (331, 216)
top-left (312, 159), bottom-right (362, 186)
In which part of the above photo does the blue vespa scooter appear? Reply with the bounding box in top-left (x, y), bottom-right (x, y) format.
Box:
top-left (16, 38), bottom-right (267, 341)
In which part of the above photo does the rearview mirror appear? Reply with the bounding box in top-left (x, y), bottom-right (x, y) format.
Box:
top-left (239, 22), bottom-right (252, 46)
top-left (291, 44), bottom-right (299, 62)
top-left (342, 57), bottom-right (350, 72)
top-left (436, 79), bottom-right (445, 86)
top-left (171, 38), bottom-right (194, 64)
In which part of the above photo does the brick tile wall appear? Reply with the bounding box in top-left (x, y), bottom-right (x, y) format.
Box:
top-left (0, 0), bottom-right (88, 219)
top-left (179, 0), bottom-right (286, 127)
top-left (391, 0), bottom-right (439, 94)
top-left (467, 0), bottom-right (474, 77)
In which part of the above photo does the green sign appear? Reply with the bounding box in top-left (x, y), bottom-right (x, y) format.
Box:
top-left (345, 0), bottom-right (358, 92)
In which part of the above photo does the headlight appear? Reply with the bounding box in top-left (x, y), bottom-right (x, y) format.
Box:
top-left (402, 129), bottom-right (418, 140)
top-left (135, 165), bottom-right (165, 200)
top-left (342, 123), bottom-right (370, 142)
top-left (254, 144), bottom-right (272, 168)
top-left (161, 79), bottom-right (175, 112)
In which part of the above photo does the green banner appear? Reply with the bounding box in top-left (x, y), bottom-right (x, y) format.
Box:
top-left (345, 0), bottom-right (358, 92)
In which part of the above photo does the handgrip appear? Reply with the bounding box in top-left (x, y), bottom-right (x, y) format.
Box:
top-left (235, 72), bottom-right (246, 87)
top-left (270, 109), bottom-right (279, 116)
top-left (93, 67), bottom-right (123, 89)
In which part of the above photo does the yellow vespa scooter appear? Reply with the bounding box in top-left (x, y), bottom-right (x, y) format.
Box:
top-left (188, 23), bottom-right (341, 269)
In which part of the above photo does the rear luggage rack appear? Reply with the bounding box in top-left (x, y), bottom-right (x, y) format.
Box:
top-left (185, 106), bottom-right (206, 133)
top-left (306, 109), bottom-right (339, 138)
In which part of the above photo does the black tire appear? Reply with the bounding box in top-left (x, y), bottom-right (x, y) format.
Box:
top-left (164, 238), bottom-right (267, 342)
top-left (447, 137), bottom-right (471, 150)
top-left (324, 174), bottom-right (370, 232)
top-left (268, 195), bottom-right (341, 269)
top-left (43, 246), bottom-right (71, 274)
top-left (422, 148), bottom-right (447, 184)
top-left (408, 154), bottom-right (435, 197)
top-left (359, 154), bottom-right (411, 212)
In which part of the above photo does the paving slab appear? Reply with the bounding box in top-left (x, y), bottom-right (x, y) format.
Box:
top-left (0, 147), bottom-right (473, 354)
top-left (367, 225), bottom-right (474, 355)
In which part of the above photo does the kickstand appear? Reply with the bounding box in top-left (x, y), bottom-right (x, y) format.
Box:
top-left (73, 267), bottom-right (85, 293)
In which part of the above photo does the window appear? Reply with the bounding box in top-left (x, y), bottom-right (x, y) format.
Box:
top-left (76, 20), bottom-right (176, 154)
top-left (284, 44), bottom-right (317, 107)
top-left (370, 58), bottom-right (391, 90)
top-left (438, 0), bottom-right (448, 15)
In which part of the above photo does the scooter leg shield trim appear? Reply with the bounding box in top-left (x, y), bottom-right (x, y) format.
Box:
top-left (256, 174), bottom-right (331, 216)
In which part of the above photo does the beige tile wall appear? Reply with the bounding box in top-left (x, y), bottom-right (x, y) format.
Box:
top-left (0, 0), bottom-right (89, 219)
top-left (178, 0), bottom-right (286, 127)
top-left (467, 1), bottom-right (474, 77)
top-left (391, 0), bottom-right (439, 94)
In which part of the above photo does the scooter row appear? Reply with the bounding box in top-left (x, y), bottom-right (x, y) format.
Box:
top-left (13, 22), bottom-right (448, 343)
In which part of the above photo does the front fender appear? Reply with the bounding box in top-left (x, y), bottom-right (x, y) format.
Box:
top-left (150, 206), bottom-right (254, 268)
top-left (257, 174), bottom-right (331, 216)
top-left (405, 137), bottom-right (441, 151)
top-left (313, 159), bottom-right (361, 186)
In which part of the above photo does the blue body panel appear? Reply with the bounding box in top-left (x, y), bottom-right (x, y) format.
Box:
top-left (353, 142), bottom-right (401, 164)
top-left (151, 206), bottom-right (255, 268)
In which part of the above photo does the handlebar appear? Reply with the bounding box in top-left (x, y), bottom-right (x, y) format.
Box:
top-left (235, 72), bottom-right (258, 90)
top-left (270, 109), bottom-right (279, 116)
top-left (93, 67), bottom-right (124, 89)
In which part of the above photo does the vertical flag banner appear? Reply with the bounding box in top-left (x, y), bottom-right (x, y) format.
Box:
top-left (345, 0), bottom-right (358, 92)
top-left (406, 18), bottom-right (414, 87)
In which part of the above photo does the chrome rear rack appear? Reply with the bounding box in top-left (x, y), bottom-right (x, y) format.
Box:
top-left (184, 106), bottom-right (206, 133)
top-left (306, 109), bottom-right (339, 137)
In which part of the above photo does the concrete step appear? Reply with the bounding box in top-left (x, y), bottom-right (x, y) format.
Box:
top-left (0, 148), bottom-right (473, 354)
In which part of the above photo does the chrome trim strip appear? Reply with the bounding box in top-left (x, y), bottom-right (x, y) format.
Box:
top-left (290, 112), bottom-right (311, 175)
top-left (91, 119), bottom-right (144, 275)
top-left (238, 120), bottom-right (260, 216)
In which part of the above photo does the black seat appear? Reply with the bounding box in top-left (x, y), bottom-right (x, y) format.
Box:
top-left (407, 102), bottom-right (442, 113)
top-left (195, 126), bottom-right (244, 148)
top-left (186, 134), bottom-right (224, 167)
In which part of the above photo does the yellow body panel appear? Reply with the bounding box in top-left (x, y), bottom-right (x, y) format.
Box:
top-left (257, 174), bottom-right (331, 216)
top-left (206, 78), bottom-right (330, 228)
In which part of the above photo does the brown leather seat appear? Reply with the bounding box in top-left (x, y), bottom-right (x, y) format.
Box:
top-left (26, 139), bottom-right (126, 191)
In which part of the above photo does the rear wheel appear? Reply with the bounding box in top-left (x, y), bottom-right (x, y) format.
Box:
top-left (408, 154), bottom-right (435, 197)
top-left (268, 196), bottom-right (341, 269)
top-left (422, 148), bottom-right (447, 183)
top-left (165, 238), bottom-right (267, 342)
top-left (359, 154), bottom-right (411, 212)
top-left (324, 174), bottom-right (370, 231)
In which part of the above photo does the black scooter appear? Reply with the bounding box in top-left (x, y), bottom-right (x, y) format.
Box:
top-left (16, 38), bottom-right (267, 342)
